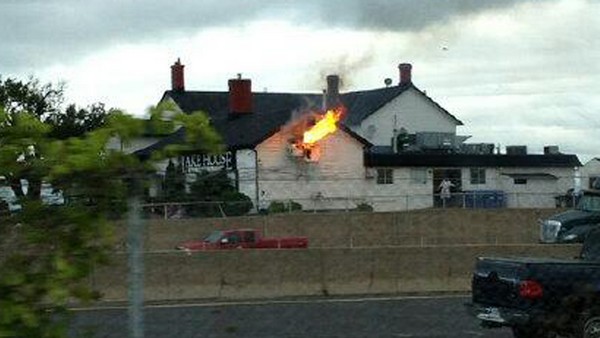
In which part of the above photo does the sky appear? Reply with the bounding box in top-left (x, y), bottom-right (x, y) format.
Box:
top-left (1, 0), bottom-right (598, 162)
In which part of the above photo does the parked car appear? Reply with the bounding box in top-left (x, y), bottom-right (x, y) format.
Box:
top-left (467, 229), bottom-right (600, 337)
top-left (0, 182), bottom-right (64, 212)
top-left (175, 229), bottom-right (308, 251)
top-left (540, 189), bottom-right (600, 243)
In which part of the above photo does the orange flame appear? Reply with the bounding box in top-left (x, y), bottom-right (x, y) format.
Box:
top-left (302, 107), bottom-right (343, 145)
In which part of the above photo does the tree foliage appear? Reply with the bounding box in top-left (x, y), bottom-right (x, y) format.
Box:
top-left (0, 80), bottom-right (222, 337)
top-left (0, 77), bottom-right (111, 201)
top-left (0, 107), bottom-right (140, 337)
top-left (185, 170), bottom-right (253, 217)
top-left (46, 103), bottom-right (109, 139)
top-left (0, 77), bottom-right (63, 118)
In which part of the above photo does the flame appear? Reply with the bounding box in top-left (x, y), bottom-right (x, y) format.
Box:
top-left (302, 107), bottom-right (343, 145)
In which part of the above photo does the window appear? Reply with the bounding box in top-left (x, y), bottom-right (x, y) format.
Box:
top-left (590, 177), bottom-right (600, 189)
top-left (410, 169), bottom-right (427, 184)
top-left (514, 178), bottom-right (527, 185)
top-left (228, 232), bottom-right (241, 244)
top-left (470, 168), bottom-right (486, 185)
top-left (376, 169), bottom-right (393, 184)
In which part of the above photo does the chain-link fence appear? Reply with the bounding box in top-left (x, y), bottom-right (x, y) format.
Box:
top-left (140, 191), bottom-right (576, 220)
top-left (109, 208), bottom-right (567, 255)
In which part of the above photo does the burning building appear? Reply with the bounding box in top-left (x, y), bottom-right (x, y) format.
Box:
top-left (133, 60), bottom-right (580, 212)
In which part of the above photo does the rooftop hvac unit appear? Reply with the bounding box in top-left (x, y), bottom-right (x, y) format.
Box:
top-left (415, 132), bottom-right (456, 150)
top-left (544, 146), bottom-right (560, 155)
top-left (460, 143), bottom-right (495, 155)
top-left (506, 146), bottom-right (527, 155)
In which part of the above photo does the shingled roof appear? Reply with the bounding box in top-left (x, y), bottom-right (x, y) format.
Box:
top-left (140, 82), bottom-right (461, 154)
top-left (341, 83), bottom-right (463, 126)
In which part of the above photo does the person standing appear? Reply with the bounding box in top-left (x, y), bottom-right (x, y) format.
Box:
top-left (439, 178), bottom-right (455, 208)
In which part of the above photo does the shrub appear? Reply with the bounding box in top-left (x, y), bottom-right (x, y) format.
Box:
top-left (355, 202), bottom-right (373, 212)
top-left (220, 191), bottom-right (253, 216)
top-left (268, 200), bottom-right (302, 214)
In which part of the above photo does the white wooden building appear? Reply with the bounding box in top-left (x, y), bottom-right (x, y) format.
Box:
top-left (135, 60), bottom-right (581, 211)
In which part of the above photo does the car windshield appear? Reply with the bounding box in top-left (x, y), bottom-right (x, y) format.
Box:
top-left (203, 231), bottom-right (224, 243)
top-left (576, 195), bottom-right (600, 212)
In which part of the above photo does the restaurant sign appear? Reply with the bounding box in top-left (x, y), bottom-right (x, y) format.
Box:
top-left (179, 151), bottom-right (235, 173)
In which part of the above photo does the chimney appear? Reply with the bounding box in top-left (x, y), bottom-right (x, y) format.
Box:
top-left (325, 74), bottom-right (341, 110)
top-left (171, 58), bottom-right (185, 91)
top-left (228, 73), bottom-right (252, 115)
top-left (399, 63), bottom-right (412, 85)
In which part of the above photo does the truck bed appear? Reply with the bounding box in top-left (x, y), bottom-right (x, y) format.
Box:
top-left (473, 256), bottom-right (600, 311)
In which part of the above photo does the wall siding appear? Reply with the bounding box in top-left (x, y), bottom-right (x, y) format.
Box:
top-left (582, 159), bottom-right (600, 189)
top-left (253, 126), bottom-right (436, 212)
top-left (355, 88), bottom-right (458, 146)
top-left (460, 167), bottom-right (574, 208)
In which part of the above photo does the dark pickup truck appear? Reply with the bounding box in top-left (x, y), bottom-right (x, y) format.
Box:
top-left (468, 230), bottom-right (600, 337)
top-left (540, 189), bottom-right (600, 244)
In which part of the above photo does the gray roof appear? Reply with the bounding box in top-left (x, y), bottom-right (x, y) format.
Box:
top-left (364, 153), bottom-right (582, 168)
top-left (342, 83), bottom-right (463, 126)
top-left (135, 83), bottom-right (461, 156)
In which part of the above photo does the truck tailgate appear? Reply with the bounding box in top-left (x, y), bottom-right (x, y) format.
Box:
top-left (472, 257), bottom-right (525, 308)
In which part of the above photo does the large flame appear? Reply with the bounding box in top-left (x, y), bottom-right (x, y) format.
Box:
top-left (303, 108), bottom-right (343, 145)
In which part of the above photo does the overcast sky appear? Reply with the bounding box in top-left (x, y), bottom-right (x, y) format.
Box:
top-left (1, 0), bottom-right (598, 162)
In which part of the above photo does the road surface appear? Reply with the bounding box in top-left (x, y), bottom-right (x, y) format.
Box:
top-left (70, 295), bottom-right (513, 338)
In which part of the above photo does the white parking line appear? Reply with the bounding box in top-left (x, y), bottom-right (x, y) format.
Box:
top-left (71, 294), bottom-right (469, 312)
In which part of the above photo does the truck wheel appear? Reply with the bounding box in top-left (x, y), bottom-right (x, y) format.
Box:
top-left (583, 316), bottom-right (600, 338)
top-left (512, 326), bottom-right (555, 338)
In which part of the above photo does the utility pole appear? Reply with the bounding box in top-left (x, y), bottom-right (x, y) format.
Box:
top-left (128, 175), bottom-right (144, 338)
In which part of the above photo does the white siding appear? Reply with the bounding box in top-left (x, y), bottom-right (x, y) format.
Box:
top-left (460, 167), bottom-right (575, 208)
top-left (582, 159), bottom-right (600, 189)
top-left (355, 88), bottom-right (458, 146)
top-left (106, 136), bottom-right (160, 154)
top-left (256, 129), bottom-right (367, 210)
top-left (254, 127), bottom-right (435, 212)
top-left (369, 168), bottom-right (433, 211)
top-left (236, 149), bottom-right (258, 209)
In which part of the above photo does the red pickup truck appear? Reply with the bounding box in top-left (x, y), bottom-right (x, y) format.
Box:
top-left (175, 229), bottom-right (308, 251)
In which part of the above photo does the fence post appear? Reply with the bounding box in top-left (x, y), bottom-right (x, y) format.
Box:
top-left (218, 202), bottom-right (226, 218)
top-left (127, 181), bottom-right (144, 338)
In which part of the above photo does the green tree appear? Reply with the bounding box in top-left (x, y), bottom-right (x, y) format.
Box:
top-left (185, 170), bottom-right (253, 217)
top-left (46, 103), bottom-right (110, 139)
top-left (162, 159), bottom-right (186, 202)
top-left (0, 77), bottom-right (111, 201)
top-left (0, 77), bottom-right (63, 118)
top-left (0, 99), bottom-right (221, 337)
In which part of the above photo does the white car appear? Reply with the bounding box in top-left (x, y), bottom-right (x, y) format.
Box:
top-left (0, 182), bottom-right (64, 212)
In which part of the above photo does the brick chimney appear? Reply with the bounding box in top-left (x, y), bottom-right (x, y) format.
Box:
top-left (325, 74), bottom-right (341, 110)
top-left (228, 73), bottom-right (252, 115)
top-left (398, 63), bottom-right (412, 85)
top-left (171, 58), bottom-right (185, 91)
